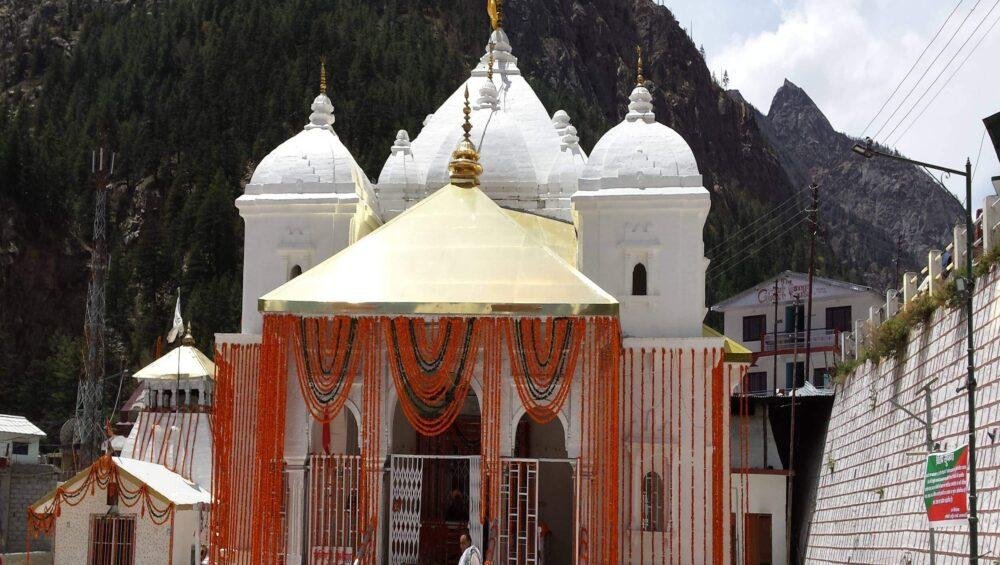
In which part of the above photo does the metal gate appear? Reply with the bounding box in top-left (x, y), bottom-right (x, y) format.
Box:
top-left (389, 455), bottom-right (424, 564)
top-left (497, 458), bottom-right (539, 565)
top-left (469, 456), bottom-right (483, 551)
top-left (307, 454), bottom-right (360, 565)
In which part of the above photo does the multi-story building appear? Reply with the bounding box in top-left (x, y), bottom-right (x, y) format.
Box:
top-left (713, 270), bottom-right (881, 395)
top-left (715, 271), bottom-right (880, 564)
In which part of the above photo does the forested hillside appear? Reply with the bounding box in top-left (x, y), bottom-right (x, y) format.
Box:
top-left (1, 0), bottom-right (837, 440)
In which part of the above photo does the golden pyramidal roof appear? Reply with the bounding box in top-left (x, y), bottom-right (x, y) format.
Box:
top-left (259, 183), bottom-right (617, 316)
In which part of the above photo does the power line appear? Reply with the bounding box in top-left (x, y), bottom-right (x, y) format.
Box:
top-left (709, 218), bottom-right (808, 283)
top-left (890, 9), bottom-right (1000, 146)
top-left (973, 127), bottom-right (988, 180)
top-left (870, 0), bottom-right (985, 140)
top-left (709, 217), bottom-right (809, 281)
top-left (861, 0), bottom-right (965, 137)
top-left (883, 0), bottom-right (1000, 143)
top-left (707, 183), bottom-right (813, 254)
top-left (708, 199), bottom-right (803, 256)
top-left (709, 210), bottom-right (806, 272)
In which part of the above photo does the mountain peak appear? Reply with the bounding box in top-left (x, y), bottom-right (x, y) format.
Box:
top-left (767, 79), bottom-right (835, 141)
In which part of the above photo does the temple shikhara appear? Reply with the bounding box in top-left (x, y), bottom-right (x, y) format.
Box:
top-left (56, 5), bottom-right (756, 564)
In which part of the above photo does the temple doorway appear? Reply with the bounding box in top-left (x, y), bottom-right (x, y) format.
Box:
top-left (388, 391), bottom-right (481, 564)
top-left (513, 414), bottom-right (575, 565)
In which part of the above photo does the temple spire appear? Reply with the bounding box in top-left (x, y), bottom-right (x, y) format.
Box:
top-left (320, 57), bottom-right (327, 94)
top-left (488, 0), bottom-right (503, 31)
top-left (448, 86), bottom-right (483, 187)
top-left (636, 45), bottom-right (644, 87)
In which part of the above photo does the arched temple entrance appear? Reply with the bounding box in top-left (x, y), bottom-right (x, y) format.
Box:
top-left (305, 406), bottom-right (362, 564)
top-left (388, 389), bottom-right (481, 564)
top-left (514, 413), bottom-right (575, 565)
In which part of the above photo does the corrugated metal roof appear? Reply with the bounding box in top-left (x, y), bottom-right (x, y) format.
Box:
top-left (0, 414), bottom-right (46, 437)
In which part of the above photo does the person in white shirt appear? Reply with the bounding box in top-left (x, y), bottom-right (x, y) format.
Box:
top-left (458, 534), bottom-right (482, 565)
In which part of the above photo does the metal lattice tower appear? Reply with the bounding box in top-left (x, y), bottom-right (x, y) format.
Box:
top-left (73, 148), bottom-right (114, 470)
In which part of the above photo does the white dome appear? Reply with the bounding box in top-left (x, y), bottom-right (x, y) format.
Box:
top-left (246, 93), bottom-right (373, 196)
top-left (397, 29), bottom-right (564, 202)
top-left (580, 85), bottom-right (702, 191)
top-left (547, 125), bottom-right (587, 195)
top-left (378, 130), bottom-right (423, 218)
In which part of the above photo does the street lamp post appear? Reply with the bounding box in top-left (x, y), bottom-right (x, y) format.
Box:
top-left (851, 138), bottom-right (978, 563)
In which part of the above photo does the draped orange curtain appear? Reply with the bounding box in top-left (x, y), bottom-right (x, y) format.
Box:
top-left (356, 322), bottom-right (383, 565)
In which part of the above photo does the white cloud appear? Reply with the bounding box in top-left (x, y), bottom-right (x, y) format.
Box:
top-left (706, 0), bottom-right (1000, 202)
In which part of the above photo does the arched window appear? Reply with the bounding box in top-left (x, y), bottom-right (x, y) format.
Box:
top-left (190, 389), bottom-right (200, 407)
top-left (289, 264), bottom-right (303, 280)
top-left (162, 390), bottom-right (173, 409)
top-left (177, 390), bottom-right (186, 407)
top-left (632, 263), bottom-right (648, 296)
top-left (642, 471), bottom-right (665, 532)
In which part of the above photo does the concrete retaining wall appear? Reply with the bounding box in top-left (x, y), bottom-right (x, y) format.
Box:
top-left (805, 267), bottom-right (1000, 563)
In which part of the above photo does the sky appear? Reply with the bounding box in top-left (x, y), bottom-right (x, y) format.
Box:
top-left (662, 0), bottom-right (1000, 204)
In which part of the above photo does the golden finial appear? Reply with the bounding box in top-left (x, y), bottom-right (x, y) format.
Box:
top-left (320, 56), bottom-right (327, 94)
top-left (448, 85), bottom-right (483, 188)
top-left (487, 41), bottom-right (496, 80)
top-left (488, 0), bottom-right (503, 31)
top-left (636, 45), bottom-right (644, 87)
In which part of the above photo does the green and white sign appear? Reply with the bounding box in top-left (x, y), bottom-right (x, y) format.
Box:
top-left (924, 445), bottom-right (969, 525)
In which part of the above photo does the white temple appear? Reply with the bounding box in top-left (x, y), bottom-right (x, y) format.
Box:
top-left (217, 16), bottom-right (750, 565)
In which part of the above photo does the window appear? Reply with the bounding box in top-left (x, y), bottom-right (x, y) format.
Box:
top-left (785, 362), bottom-right (805, 389)
top-left (289, 264), bottom-right (302, 280)
top-left (641, 471), bottom-right (665, 532)
top-left (632, 263), bottom-right (647, 296)
top-left (743, 315), bottom-right (766, 342)
top-left (177, 390), bottom-right (187, 407)
top-left (149, 390), bottom-right (158, 409)
top-left (190, 389), bottom-right (200, 406)
top-left (747, 372), bottom-right (768, 393)
top-left (813, 367), bottom-right (831, 388)
top-left (784, 305), bottom-right (805, 333)
top-left (89, 514), bottom-right (136, 565)
top-left (162, 390), bottom-right (173, 408)
top-left (12, 441), bottom-right (29, 455)
top-left (825, 306), bottom-right (853, 333)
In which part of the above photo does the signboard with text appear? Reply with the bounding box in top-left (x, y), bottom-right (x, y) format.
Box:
top-left (924, 445), bottom-right (969, 525)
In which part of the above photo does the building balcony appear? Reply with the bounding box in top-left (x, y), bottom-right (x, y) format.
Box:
top-left (756, 328), bottom-right (839, 359)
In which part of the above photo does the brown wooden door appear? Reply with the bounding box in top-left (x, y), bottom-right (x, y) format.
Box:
top-left (743, 513), bottom-right (772, 565)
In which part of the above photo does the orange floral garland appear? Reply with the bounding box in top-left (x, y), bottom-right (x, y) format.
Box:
top-left (506, 317), bottom-right (586, 424)
top-left (385, 317), bottom-right (483, 437)
top-left (289, 315), bottom-right (368, 424)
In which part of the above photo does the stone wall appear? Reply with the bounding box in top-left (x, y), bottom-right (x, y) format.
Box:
top-left (1, 463), bottom-right (58, 553)
top-left (805, 266), bottom-right (1000, 563)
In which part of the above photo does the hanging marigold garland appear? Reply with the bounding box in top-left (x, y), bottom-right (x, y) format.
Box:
top-left (479, 318), bottom-right (503, 555)
top-left (210, 341), bottom-right (261, 565)
top-left (356, 319), bottom-right (384, 565)
top-left (251, 315), bottom-right (290, 565)
top-left (577, 316), bottom-right (621, 563)
top-left (26, 454), bottom-right (176, 541)
top-left (385, 317), bottom-right (483, 436)
top-left (506, 316), bottom-right (586, 424)
top-left (289, 315), bottom-right (367, 423)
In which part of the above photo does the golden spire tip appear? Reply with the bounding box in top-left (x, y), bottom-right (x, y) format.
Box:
top-left (449, 85), bottom-right (482, 187)
top-left (320, 56), bottom-right (327, 95)
top-left (636, 45), bottom-right (644, 87)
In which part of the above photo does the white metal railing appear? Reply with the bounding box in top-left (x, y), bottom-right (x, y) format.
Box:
top-left (760, 328), bottom-right (838, 353)
top-left (839, 194), bottom-right (1000, 362)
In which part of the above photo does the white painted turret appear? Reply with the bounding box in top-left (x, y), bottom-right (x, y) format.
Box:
top-left (573, 73), bottom-right (710, 338)
top-left (236, 65), bottom-right (378, 334)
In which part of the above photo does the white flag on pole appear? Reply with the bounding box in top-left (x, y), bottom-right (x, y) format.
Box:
top-left (167, 290), bottom-right (184, 343)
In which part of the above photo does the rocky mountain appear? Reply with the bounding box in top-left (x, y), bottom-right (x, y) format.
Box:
top-left (735, 80), bottom-right (964, 289)
top-left (0, 0), bottom-right (835, 436)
